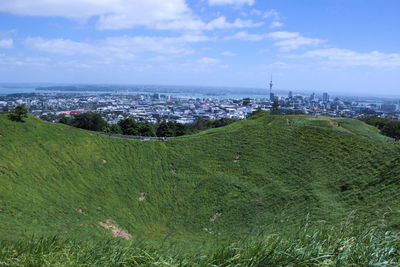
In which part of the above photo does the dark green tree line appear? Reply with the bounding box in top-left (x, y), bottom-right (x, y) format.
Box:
top-left (362, 117), bottom-right (400, 140)
top-left (59, 115), bottom-right (238, 137)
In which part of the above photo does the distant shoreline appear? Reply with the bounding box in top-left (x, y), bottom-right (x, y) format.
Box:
top-left (1, 85), bottom-right (399, 100)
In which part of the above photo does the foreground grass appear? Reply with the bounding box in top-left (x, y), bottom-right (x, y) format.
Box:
top-left (1, 112), bottom-right (400, 265)
top-left (0, 222), bottom-right (399, 266)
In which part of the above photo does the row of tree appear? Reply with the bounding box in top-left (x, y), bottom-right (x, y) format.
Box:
top-left (59, 112), bottom-right (238, 137)
top-left (362, 117), bottom-right (400, 140)
top-left (114, 119), bottom-right (186, 137)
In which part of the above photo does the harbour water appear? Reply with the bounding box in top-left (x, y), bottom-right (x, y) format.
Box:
top-left (0, 86), bottom-right (269, 100)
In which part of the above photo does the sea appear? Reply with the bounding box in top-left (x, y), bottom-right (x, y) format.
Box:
top-left (0, 86), bottom-right (269, 100)
top-left (0, 87), bottom-right (38, 96)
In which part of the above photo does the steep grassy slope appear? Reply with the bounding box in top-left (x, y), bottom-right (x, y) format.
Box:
top-left (0, 113), bottom-right (399, 247)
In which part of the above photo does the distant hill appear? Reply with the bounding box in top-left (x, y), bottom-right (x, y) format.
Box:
top-left (0, 112), bottom-right (399, 265)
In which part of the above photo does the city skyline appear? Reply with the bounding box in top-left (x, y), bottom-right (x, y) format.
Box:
top-left (0, 0), bottom-right (399, 94)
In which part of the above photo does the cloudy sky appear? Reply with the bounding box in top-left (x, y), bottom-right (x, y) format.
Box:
top-left (0, 0), bottom-right (399, 95)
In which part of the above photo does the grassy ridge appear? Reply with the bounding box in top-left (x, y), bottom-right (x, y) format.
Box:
top-left (0, 112), bottom-right (400, 264)
top-left (1, 222), bottom-right (399, 266)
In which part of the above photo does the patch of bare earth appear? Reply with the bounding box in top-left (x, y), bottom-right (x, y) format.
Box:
top-left (138, 192), bottom-right (146, 201)
top-left (76, 208), bottom-right (85, 215)
top-left (99, 220), bottom-right (132, 240)
top-left (210, 212), bottom-right (223, 222)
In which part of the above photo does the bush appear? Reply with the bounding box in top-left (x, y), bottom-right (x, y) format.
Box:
top-left (8, 104), bottom-right (28, 122)
top-left (59, 116), bottom-right (71, 125)
top-left (71, 112), bottom-right (107, 131)
top-left (118, 118), bottom-right (139, 135)
top-left (363, 117), bottom-right (400, 140)
top-left (382, 120), bottom-right (400, 140)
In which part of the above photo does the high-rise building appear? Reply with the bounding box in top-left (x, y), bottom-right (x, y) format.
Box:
top-left (323, 92), bottom-right (329, 102)
top-left (242, 98), bottom-right (252, 106)
top-left (269, 75), bottom-right (274, 101)
top-left (310, 92), bottom-right (316, 102)
top-left (270, 92), bottom-right (275, 102)
top-left (288, 91), bottom-right (293, 100)
top-left (381, 104), bottom-right (397, 113)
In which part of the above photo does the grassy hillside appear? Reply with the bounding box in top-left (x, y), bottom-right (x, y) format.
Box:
top-left (0, 112), bottom-right (399, 265)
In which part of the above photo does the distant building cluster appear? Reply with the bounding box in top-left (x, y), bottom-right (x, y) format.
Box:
top-left (266, 77), bottom-right (400, 120)
top-left (0, 93), bottom-right (255, 124)
top-left (1, 85), bottom-right (399, 124)
top-left (268, 90), bottom-right (400, 120)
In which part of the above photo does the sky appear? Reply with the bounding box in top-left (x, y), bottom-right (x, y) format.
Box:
top-left (0, 0), bottom-right (399, 95)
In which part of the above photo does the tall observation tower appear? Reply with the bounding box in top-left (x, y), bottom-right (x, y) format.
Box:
top-left (269, 75), bottom-right (275, 101)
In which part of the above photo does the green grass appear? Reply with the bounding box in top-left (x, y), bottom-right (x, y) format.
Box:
top-left (0, 112), bottom-right (399, 265)
top-left (0, 222), bottom-right (399, 266)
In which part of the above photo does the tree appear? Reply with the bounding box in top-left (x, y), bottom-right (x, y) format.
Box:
top-left (363, 117), bottom-right (400, 141)
top-left (382, 121), bottom-right (400, 141)
top-left (364, 117), bottom-right (388, 130)
top-left (214, 118), bottom-right (238, 128)
top-left (271, 100), bottom-right (280, 115)
top-left (118, 118), bottom-right (139, 136)
top-left (109, 124), bottom-right (122, 134)
top-left (9, 104), bottom-right (28, 122)
top-left (71, 112), bottom-right (107, 131)
top-left (59, 116), bottom-right (72, 125)
top-left (138, 122), bottom-right (156, 137)
top-left (174, 122), bottom-right (186, 136)
top-left (188, 118), bottom-right (210, 131)
top-left (248, 109), bottom-right (266, 119)
top-left (156, 121), bottom-right (175, 137)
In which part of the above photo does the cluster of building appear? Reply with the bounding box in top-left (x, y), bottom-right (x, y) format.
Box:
top-left (1, 82), bottom-right (399, 124)
top-left (0, 93), bottom-right (255, 124)
top-left (267, 78), bottom-right (400, 120)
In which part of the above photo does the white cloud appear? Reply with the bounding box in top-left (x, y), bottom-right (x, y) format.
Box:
top-left (226, 31), bottom-right (265, 41)
top-left (263, 9), bottom-right (284, 28)
top-left (0, 0), bottom-right (193, 31)
top-left (208, 0), bottom-right (255, 6)
top-left (0, 53), bottom-right (51, 66)
top-left (267, 31), bottom-right (299, 39)
top-left (96, 2), bottom-right (194, 30)
top-left (226, 31), bottom-right (325, 50)
top-left (0, 0), bottom-right (189, 20)
top-left (287, 48), bottom-right (400, 68)
top-left (249, 9), bottom-right (262, 16)
top-left (0, 0), bottom-right (187, 19)
top-left (0, 0), bottom-right (260, 32)
top-left (263, 9), bottom-right (279, 20)
top-left (25, 38), bottom-right (92, 56)
top-left (269, 21), bottom-right (284, 28)
top-left (273, 37), bottom-right (323, 51)
top-left (156, 16), bottom-right (261, 31)
top-left (205, 17), bottom-right (262, 30)
top-left (0, 39), bottom-right (14, 49)
top-left (24, 34), bottom-right (211, 62)
top-left (221, 51), bottom-right (236, 56)
top-left (198, 57), bottom-right (221, 64)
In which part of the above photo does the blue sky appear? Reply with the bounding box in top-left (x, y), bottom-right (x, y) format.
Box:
top-left (0, 0), bottom-right (399, 95)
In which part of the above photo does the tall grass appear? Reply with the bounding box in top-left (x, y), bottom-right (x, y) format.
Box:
top-left (0, 222), bottom-right (398, 266)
